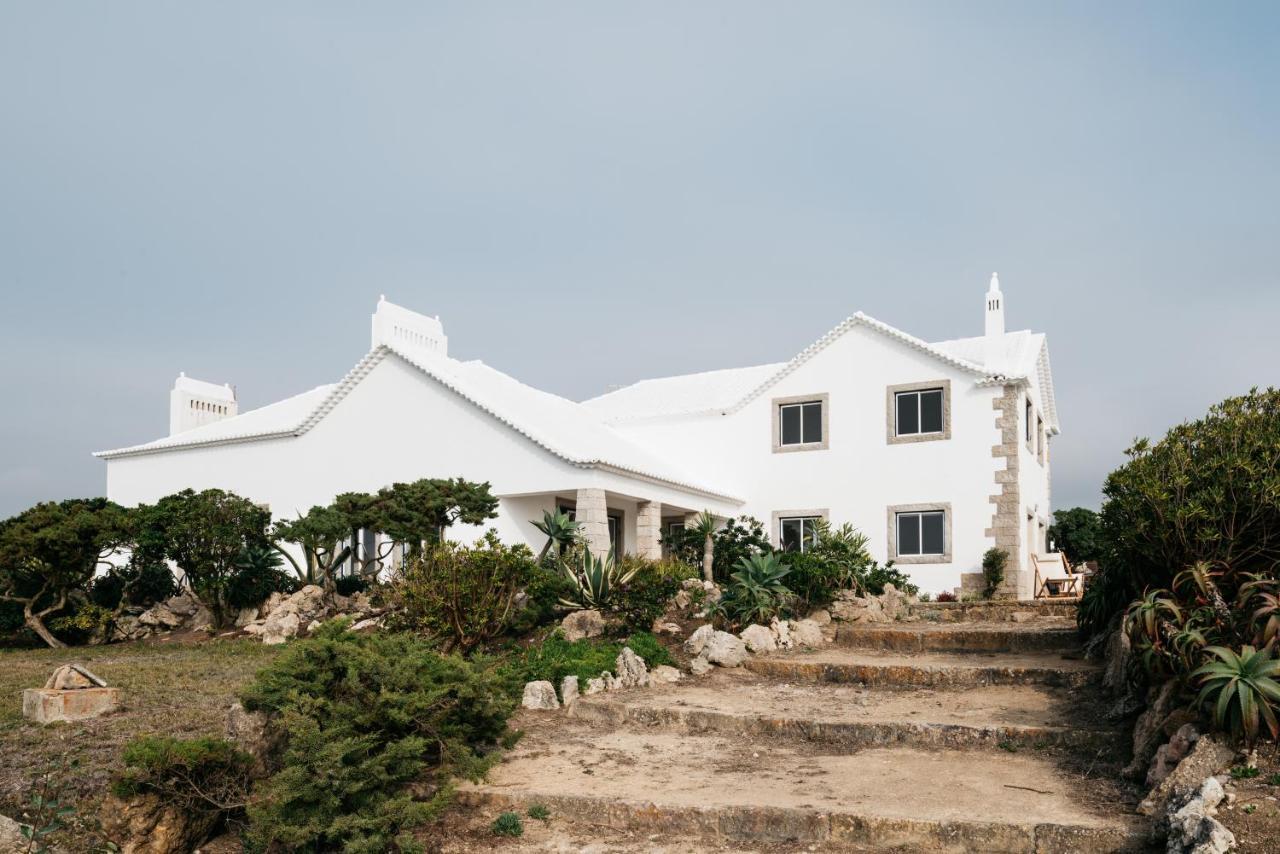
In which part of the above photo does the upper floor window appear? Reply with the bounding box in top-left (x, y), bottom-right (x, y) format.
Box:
top-left (1025, 398), bottom-right (1034, 443)
top-left (779, 516), bottom-right (821, 552)
top-left (896, 388), bottom-right (944, 437)
top-left (772, 393), bottom-right (829, 452)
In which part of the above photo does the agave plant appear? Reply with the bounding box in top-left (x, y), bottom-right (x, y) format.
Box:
top-left (715, 553), bottom-right (793, 628)
top-left (558, 548), bottom-right (638, 610)
top-left (533, 509), bottom-right (580, 563)
top-left (1191, 644), bottom-right (1280, 746)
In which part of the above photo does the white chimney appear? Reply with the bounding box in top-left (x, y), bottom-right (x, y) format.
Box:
top-left (169, 373), bottom-right (238, 435)
top-left (984, 272), bottom-right (1006, 373)
top-left (370, 295), bottom-right (448, 356)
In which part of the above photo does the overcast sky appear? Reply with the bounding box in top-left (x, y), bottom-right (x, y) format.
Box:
top-left (1, 2), bottom-right (1277, 519)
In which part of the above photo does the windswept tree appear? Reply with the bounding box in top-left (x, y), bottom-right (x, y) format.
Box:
top-left (272, 505), bottom-right (361, 594)
top-left (0, 498), bottom-right (130, 648)
top-left (141, 489), bottom-right (271, 629)
top-left (374, 478), bottom-right (499, 557)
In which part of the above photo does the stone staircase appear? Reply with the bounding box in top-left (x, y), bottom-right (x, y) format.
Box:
top-left (459, 607), bottom-right (1151, 852)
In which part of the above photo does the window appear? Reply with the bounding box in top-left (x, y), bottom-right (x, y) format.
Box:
top-left (896, 510), bottom-right (946, 556)
top-left (895, 388), bottom-right (944, 436)
top-left (772, 393), bottom-right (829, 452)
top-left (1036, 415), bottom-right (1044, 460)
top-left (779, 400), bottom-right (823, 446)
top-left (1025, 399), bottom-right (1034, 443)
top-left (779, 516), bottom-right (821, 552)
top-left (667, 522), bottom-right (684, 537)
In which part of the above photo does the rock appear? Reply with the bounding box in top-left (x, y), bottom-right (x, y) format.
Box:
top-left (684, 624), bottom-right (716, 657)
top-left (739, 624), bottom-right (777, 653)
top-left (234, 607), bottom-right (259, 627)
top-left (226, 702), bottom-right (274, 776)
top-left (188, 606), bottom-right (214, 632)
top-left (1124, 680), bottom-right (1181, 779)
top-left (261, 591), bottom-right (287, 617)
top-left (349, 617), bottom-right (382, 632)
top-left (790, 619), bottom-right (825, 648)
top-left (521, 680), bottom-right (560, 710)
top-left (1102, 626), bottom-right (1132, 695)
top-left (1166, 777), bottom-right (1234, 854)
top-left (614, 647), bottom-right (650, 688)
top-left (164, 593), bottom-right (201, 617)
top-left (306, 620), bottom-right (322, 633)
top-left (261, 611), bottom-right (300, 646)
top-left (349, 591), bottom-right (374, 613)
top-left (702, 631), bottom-right (748, 667)
top-left (1010, 610), bottom-right (1036, 623)
top-left (100, 790), bottom-right (220, 854)
top-left (770, 618), bottom-right (793, 649)
top-left (1139, 734), bottom-right (1236, 816)
top-left (806, 609), bottom-right (832, 626)
top-left (654, 621), bottom-right (683, 636)
top-left (1148, 724), bottom-right (1201, 787)
top-left (830, 591), bottom-right (889, 624)
top-left (111, 614), bottom-right (148, 642)
top-left (672, 590), bottom-right (692, 610)
top-left (45, 663), bottom-right (106, 690)
top-left (561, 609), bottom-right (606, 642)
top-left (1, 814), bottom-right (28, 854)
top-left (138, 603), bottom-right (183, 630)
top-left (689, 655), bottom-right (712, 676)
top-left (242, 622), bottom-right (266, 636)
top-left (650, 665), bottom-right (682, 684)
top-left (23, 687), bottom-right (120, 723)
top-left (879, 583), bottom-right (906, 620)
top-left (560, 675), bottom-right (579, 706)
top-left (585, 677), bottom-right (606, 695)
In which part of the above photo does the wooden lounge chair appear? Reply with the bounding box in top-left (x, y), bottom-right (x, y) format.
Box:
top-left (1032, 552), bottom-right (1083, 599)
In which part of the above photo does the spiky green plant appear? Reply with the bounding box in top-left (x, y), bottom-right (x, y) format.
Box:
top-left (558, 548), bottom-right (639, 610)
top-left (1191, 644), bottom-right (1280, 746)
top-left (1239, 574), bottom-right (1280, 647)
top-left (532, 510), bottom-right (580, 563)
top-left (714, 552), bottom-right (793, 628)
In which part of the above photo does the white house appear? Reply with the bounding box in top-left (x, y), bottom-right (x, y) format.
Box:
top-left (95, 275), bottom-right (1058, 597)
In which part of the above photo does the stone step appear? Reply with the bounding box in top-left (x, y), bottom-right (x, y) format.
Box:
top-left (460, 723), bottom-right (1147, 852)
top-left (834, 621), bottom-right (1079, 654)
top-left (570, 672), bottom-right (1121, 753)
top-left (743, 648), bottom-right (1098, 689)
top-left (912, 600), bottom-right (1079, 623)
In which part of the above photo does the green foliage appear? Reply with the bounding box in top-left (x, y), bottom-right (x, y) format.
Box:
top-left (509, 564), bottom-right (577, 636)
top-left (112, 736), bottom-right (252, 831)
top-left (714, 553), bottom-right (793, 629)
top-left (1266, 773), bottom-right (1280, 786)
top-left (1230, 764), bottom-right (1262, 780)
top-left (241, 623), bottom-right (516, 853)
top-left (19, 754), bottom-right (81, 854)
top-left (501, 630), bottom-right (673, 688)
top-left (1047, 507), bottom-right (1103, 564)
top-left (270, 504), bottom-right (358, 589)
top-left (532, 509), bottom-right (580, 562)
top-left (48, 602), bottom-right (113, 645)
top-left (1191, 645), bottom-right (1280, 747)
top-left (1077, 562), bottom-right (1132, 638)
top-left (226, 543), bottom-right (297, 611)
top-left (981, 547), bottom-right (1008, 600)
top-left (388, 533), bottom-right (536, 652)
top-left (609, 557), bottom-right (687, 632)
top-left (0, 497), bottom-right (131, 647)
top-left (558, 548), bottom-right (640, 610)
top-left (139, 489), bottom-right (271, 629)
top-left (371, 478), bottom-right (500, 556)
top-left (782, 522), bottom-right (871, 608)
top-left (526, 803), bottom-right (550, 821)
top-left (861, 560), bottom-right (918, 597)
top-left (89, 558), bottom-right (177, 610)
top-left (664, 516), bottom-right (774, 583)
top-left (491, 812), bottom-right (523, 837)
top-left (335, 574), bottom-right (370, 597)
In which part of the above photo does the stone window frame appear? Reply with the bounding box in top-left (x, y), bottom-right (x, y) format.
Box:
top-left (770, 508), bottom-right (829, 551)
top-left (886, 380), bottom-right (952, 444)
top-left (886, 502), bottom-right (952, 565)
top-left (1025, 396), bottom-right (1036, 454)
top-left (771, 393), bottom-right (830, 453)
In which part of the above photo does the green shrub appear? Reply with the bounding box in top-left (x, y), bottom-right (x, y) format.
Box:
top-left (509, 564), bottom-right (577, 635)
top-left (981, 548), bottom-right (1008, 600)
top-left (226, 543), bottom-right (298, 611)
top-left (89, 559), bottom-right (177, 609)
top-left (501, 630), bottom-right (672, 689)
top-left (48, 602), bottom-right (113, 645)
top-left (241, 622), bottom-right (516, 853)
top-left (663, 516), bottom-right (774, 583)
top-left (936, 591), bottom-right (957, 603)
top-left (527, 803), bottom-right (550, 821)
top-left (113, 736), bottom-right (253, 835)
top-left (714, 553), bottom-right (793, 629)
top-left (1077, 562), bottom-right (1131, 638)
top-left (861, 560), bottom-right (918, 597)
top-left (491, 812), bottom-right (523, 837)
top-left (1047, 507), bottom-right (1103, 564)
top-left (784, 553), bottom-right (849, 609)
top-left (558, 549), bottom-right (639, 610)
top-left (335, 574), bottom-right (370, 596)
top-left (610, 558), bottom-right (686, 632)
top-left (387, 533), bottom-right (537, 652)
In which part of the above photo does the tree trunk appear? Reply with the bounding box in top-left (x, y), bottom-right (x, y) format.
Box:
top-left (24, 607), bottom-right (67, 649)
top-left (702, 535), bottom-right (715, 583)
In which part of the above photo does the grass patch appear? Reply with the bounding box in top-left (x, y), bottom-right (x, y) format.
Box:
top-left (1231, 765), bottom-right (1262, 780)
top-left (492, 811), bottom-right (523, 837)
top-left (498, 630), bottom-right (673, 689)
top-left (527, 803), bottom-right (550, 821)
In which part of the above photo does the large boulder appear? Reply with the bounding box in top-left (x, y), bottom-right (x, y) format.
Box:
top-left (739, 624), bottom-right (776, 654)
top-left (1138, 733), bottom-right (1235, 817)
top-left (560, 675), bottom-right (579, 706)
top-left (521, 680), bottom-right (560, 710)
top-left (684, 624), bottom-right (716, 657)
top-left (614, 647), bottom-right (650, 688)
top-left (1165, 777), bottom-right (1235, 854)
top-left (99, 790), bottom-right (221, 854)
top-left (790, 619), bottom-right (825, 648)
top-left (1123, 680), bottom-right (1180, 780)
top-left (260, 612), bottom-right (300, 646)
top-left (226, 702), bottom-right (275, 777)
top-left (1147, 723), bottom-right (1201, 788)
top-left (702, 631), bottom-right (748, 667)
top-left (561, 609), bottom-right (605, 642)
top-left (830, 591), bottom-right (890, 624)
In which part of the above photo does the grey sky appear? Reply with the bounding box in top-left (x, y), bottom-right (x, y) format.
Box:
top-left (2, 2), bottom-right (1277, 518)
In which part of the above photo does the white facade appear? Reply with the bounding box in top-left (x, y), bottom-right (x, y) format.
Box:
top-left (96, 280), bottom-right (1059, 596)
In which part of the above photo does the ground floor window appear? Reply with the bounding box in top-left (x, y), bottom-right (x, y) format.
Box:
top-left (896, 510), bottom-right (946, 556)
top-left (779, 516), bottom-right (821, 552)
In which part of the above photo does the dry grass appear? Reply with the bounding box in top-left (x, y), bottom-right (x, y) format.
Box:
top-left (0, 636), bottom-right (278, 849)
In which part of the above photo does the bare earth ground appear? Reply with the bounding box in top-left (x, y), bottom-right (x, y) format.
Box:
top-left (1216, 744), bottom-right (1280, 853)
top-left (0, 636), bottom-right (278, 849)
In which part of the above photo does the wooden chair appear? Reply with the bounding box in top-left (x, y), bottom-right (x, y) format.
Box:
top-left (1032, 551), bottom-right (1083, 599)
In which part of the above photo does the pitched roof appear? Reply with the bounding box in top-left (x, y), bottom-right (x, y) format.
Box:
top-left (583, 311), bottom-right (1058, 427)
top-left (95, 346), bottom-right (739, 501)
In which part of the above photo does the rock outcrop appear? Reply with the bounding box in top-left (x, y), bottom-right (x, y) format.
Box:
top-left (561, 609), bottom-right (605, 642)
top-left (521, 680), bottom-right (560, 710)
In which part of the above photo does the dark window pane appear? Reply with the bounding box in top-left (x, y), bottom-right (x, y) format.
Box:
top-left (780, 405), bottom-right (802, 445)
top-left (802, 402), bottom-right (823, 444)
top-left (897, 392), bottom-right (919, 435)
top-left (897, 513), bottom-right (921, 555)
top-left (1026, 401), bottom-right (1033, 440)
top-left (921, 512), bottom-right (945, 555)
top-left (920, 390), bottom-right (944, 434)
top-left (801, 518), bottom-right (819, 550)
top-left (780, 518), bottom-right (803, 552)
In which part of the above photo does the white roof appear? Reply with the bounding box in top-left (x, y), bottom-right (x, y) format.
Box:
top-left (582, 363), bottom-right (786, 422)
top-left (96, 346), bottom-right (738, 501)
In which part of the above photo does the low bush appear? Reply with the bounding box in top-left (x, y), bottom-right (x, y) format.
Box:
top-left (714, 553), bottom-right (793, 629)
top-left (936, 591), bottom-right (957, 603)
top-left (491, 812), bottom-right (523, 837)
top-left (861, 560), bottom-right (918, 597)
top-left (113, 736), bottom-right (253, 835)
top-left (241, 622), bottom-right (516, 853)
top-left (609, 557), bottom-right (688, 632)
top-left (387, 533), bottom-right (537, 653)
top-left (89, 559), bottom-right (177, 610)
top-left (981, 547), bottom-right (1008, 599)
top-left (509, 564), bottom-right (577, 636)
top-left (226, 543), bottom-right (298, 611)
top-left (48, 602), bottom-right (113, 645)
top-left (334, 574), bottom-right (369, 596)
top-left (784, 553), bottom-right (850, 609)
top-left (501, 630), bottom-right (673, 688)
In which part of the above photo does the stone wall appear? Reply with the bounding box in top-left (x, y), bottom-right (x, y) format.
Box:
top-left (984, 384), bottom-right (1023, 598)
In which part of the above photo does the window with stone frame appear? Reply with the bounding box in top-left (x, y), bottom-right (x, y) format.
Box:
top-left (895, 388), bottom-right (945, 437)
top-left (779, 516), bottom-right (821, 552)
top-left (896, 510), bottom-right (946, 556)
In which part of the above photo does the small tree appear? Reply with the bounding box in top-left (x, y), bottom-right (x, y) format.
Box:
top-left (142, 489), bottom-right (271, 629)
top-left (0, 498), bottom-right (130, 648)
top-left (1047, 507), bottom-right (1103, 564)
top-left (532, 509), bottom-right (579, 563)
top-left (691, 511), bottom-right (718, 583)
top-left (981, 547), bottom-right (1008, 600)
top-left (373, 478), bottom-right (499, 558)
top-left (272, 505), bottom-right (358, 594)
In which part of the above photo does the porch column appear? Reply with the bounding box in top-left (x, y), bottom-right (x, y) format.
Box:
top-left (575, 488), bottom-right (612, 558)
top-left (636, 501), bottom-right (662, 560)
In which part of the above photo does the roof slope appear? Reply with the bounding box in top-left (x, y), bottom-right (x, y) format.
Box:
top-left (95, 346), bottom-right (738, 501)
top-left (582, 362), bottom-right (786, 422)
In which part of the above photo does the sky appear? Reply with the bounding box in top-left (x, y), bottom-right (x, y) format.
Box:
top-left (1, 2), bottom-right (1277, 519)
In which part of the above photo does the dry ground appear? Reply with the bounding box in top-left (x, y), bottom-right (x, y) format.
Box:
top-left (0, 636), bottom-right (279, 850)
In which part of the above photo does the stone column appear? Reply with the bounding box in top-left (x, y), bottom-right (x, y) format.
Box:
top-left (575, 488), bottom-right (612, 558)
top-left (636, 501), bottom-right (662, 560)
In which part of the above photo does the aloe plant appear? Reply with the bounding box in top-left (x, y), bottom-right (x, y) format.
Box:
top-left (1191, 644), bottom-right (1280, 746)
top-left (532, 509), bottom-right (580, 563)
top-left (558, 548), bottom-right (639, 610)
